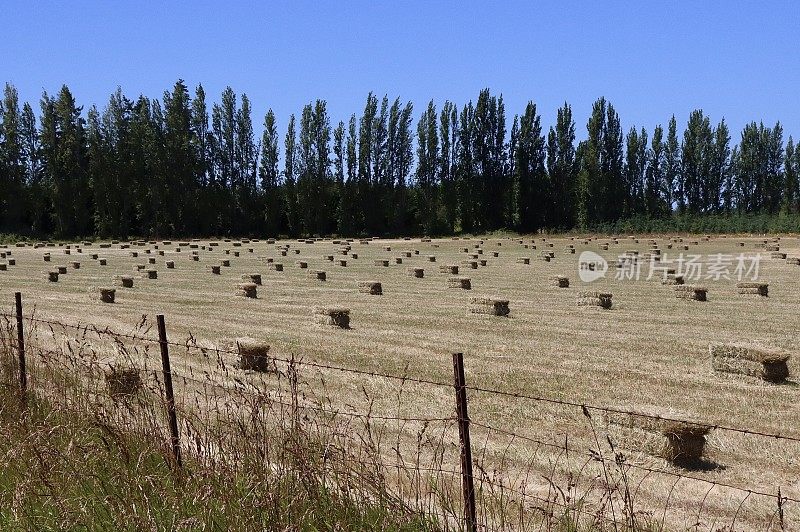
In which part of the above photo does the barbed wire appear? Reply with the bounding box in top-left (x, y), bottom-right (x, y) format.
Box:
top-left (7, 312), bottom-right (800, 442)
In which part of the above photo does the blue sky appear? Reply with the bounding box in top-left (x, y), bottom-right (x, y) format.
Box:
top-left (3, 1), bottom-right (799, 142)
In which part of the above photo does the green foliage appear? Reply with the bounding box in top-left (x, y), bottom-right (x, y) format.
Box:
top-left (0, 81), bottom-right (798, 239)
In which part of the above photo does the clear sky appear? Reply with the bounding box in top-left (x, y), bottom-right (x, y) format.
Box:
top-left (3, 1), bottom-right (799, 142)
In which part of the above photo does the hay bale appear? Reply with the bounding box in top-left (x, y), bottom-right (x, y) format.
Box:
top-left (99, 288), bottom-right (116, 303)
top-left (736, 282), bottom-right (768, 296)
top-left (551, 276), bottom-right (569, 288)
top-left (310, 270), bottom-right (327, 281)
top-left (440, 264), bottom-right (459, 275)
top-left (165, 260), bottom-right (175, 269)
top-left (358, 281), bottom-right (382, 295)
top-left (516, 257), bottom-right (531, 265)
top-left (43, 254), bottom-right (51, 262)
top-left (46, 271), bottom-right (59, 282)
top-left (115, 276), bottom-right (134, 288)
top-left (190, 255), bottom-right (200, 261)
top-left (221, 259), bottom-right (231, 267)
top-left (394, 257), bottom-right (403, 264)
top-left (350, 253), bottom-right (359, 259)
top-left (269, 263), bottom-right (284, 271)
top-left (771, 251), bottom-right (787, 259)
top-left (661, 274), bottom-right (684, 285)
top-left (313, 307), bottom-right (350, 329)
top-left (242, 273), bottom-right (262, 285)
top-left (786, 257), bottom-right (800, 265)
top-left (236, 283), bottom-right (258, 298)
top-left (296, 260), bottom-right (308, 269)
top-left (448, 277), bottom-right (471, 290)
top-left (461, 260), bottom-right (478, 269)
top-left (710, 343), bottom-right (790, 383)
top-left (210, 265), bottom-right (221, 275)
top-left (98, 258), bottom-right (107, 266)
top-left (576, 291), bottom-right (612, 309)
top-left (427, 255), bottom-right (436, 262)
top-left (605, 409), bottom-right (711, 465)
top-left (675, 285), bottom-right (707, 301)
top-left (492, 251), bottom-right (500, 258)
top-left (374, 259), bottom-right (389, 267)
top-left (337, 259), bottom-right (347, 267)
top-left (236, 338), bottom-right (274, 372)
top-left (105, 367), bottom-right (142, 397)
top-left (143, 269), bottom-right (157, 279)
top-left (469, 297), bottom-right (509, 316)
top-left (57, 265), bottom-right (68, 274)
top-left (70, 261), bottom-right (81, 269)
top-left (407, 267), bottom-right (424, 278)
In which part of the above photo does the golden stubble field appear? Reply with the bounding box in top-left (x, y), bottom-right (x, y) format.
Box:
top-left (2, 234), bottom-right (799, 530)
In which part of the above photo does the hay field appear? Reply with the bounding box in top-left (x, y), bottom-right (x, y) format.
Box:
top-left (2, 234), bottom-right (799, 529)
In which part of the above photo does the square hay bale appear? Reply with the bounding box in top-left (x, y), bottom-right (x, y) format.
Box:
top-left (99, 288), bottom-right (116, 303)
top-left (661, 274), bottom-right (684, 285)
top-left (469, 297), bottom-right (509, 316)
top-left (448, 277), bottom-right (471, 290)
top-left (70, 261), bottom-right (81, 269)
top-left (236, 338), bottom-right (274, 372)
top-left (236, 282), bottom-right (258, 298)
top-left (461, 260), bottom-right (478, 269)
top-left (440, 264), bottom-right (458, 274)
top-left (268, 263), bottom-right (284, 272)
top-left (221, 259), bottom-right (231, 267)
top-left (310, 270), bottom-right (327, 281)
top-left (394, 257), bottom-right (403, 264)
top-left (358, 281), bottom-right (382, 295)
top-left (57, 265), bottom-right (68, 274)
top-left (134, 264), bottom-right (146, 271)
top-left (492, 251), bottom-right (500, 258)
top-left (374, 259), bottom-right (389, 267)
top-left (165, 260), bottom-right (175, 269)
top-left (337, 259), bottom-right (347, 267)
top-left (550, 275), bottom-right (569, 288)
top-left (0, 263), bottom-right (6, 272)
top-left (710, 343), bottom-right (790, 383)
top-left (99, 258), bottom-right (107, 266)
top-left (115, 275), bottom-right (134, 288)
top-left (242, 273), bottom-right (262, 285)
top-left (479, 259), bottom-right (488, 266)
top-left (407, 267), bottom-right (424, 278)
top-left (675, 285), bottom-right (707, 301)
top-left (786, 257), bottom-right (800, 266)
top-left (105, 367), bottom-right (142, 397)
top-left (576, 291), bottom-right (612, 309)
top-left (210, 265), bottom-right (221, 275)
top-left (190, 255), bottom-right (200, 261)
top-left (540, 253), bottom-right (551, 262)
top-left (129, 251), bottom-right (138, 257)
top-left (144, 269), bottom-right (157, 279)
top-left (516, 257), bottom-right (530, 264)
top-left (771, 251), bottom-right (787, 259)
top-left (736, 282), bottom-right (768, 296)
top-left (46, 271), bottom-right (59, 282)
top-left (605, 409), bottom-right (711, 465)
top-left (402, 251), bottom-right (412, 257)
top-left (764, 244), bottom-right (780, 252)
top-left (296, 260), bottom-right (308, 269)
top-left (148, 257), bottom-right (156, 264)
top-left (427, 255), bottom-right (436, 262)
top-left (350, 253), bottom-right (359, 259)
top-left (313, 307), bottom-right (350, 329)
top-left (43, 254), bottom-right (51, 262)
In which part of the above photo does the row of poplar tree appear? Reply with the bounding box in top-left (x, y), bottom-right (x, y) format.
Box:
top-left (0, 80), bottom-right (797, 238)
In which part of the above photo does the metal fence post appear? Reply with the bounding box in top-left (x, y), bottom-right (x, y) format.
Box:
top-left (14, 292), bottom-right (27, 401)
top-left (157, 314), bottom-right (182, 468)
top-left (453, 352), bottom-right (477, 532)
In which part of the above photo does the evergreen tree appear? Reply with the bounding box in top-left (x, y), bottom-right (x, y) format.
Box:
top-left (784, 137), bottom-right (797, 213)
top-left (645, 125), bottom-right (665, 216)
top-left (664, 116), bottom-right (680, 213)
top-left (416, 100), bottom-right (439, 234)
top-left (439, 101), bottom-right (458, 233)
top-left (283, 114), bottom-right (298, 235)
top-left (546, 103), bottom-right (576, 229)
top-left (514, 101), bottom-right (546, 232)
top-left (259, 109), bottom-right (281, 235)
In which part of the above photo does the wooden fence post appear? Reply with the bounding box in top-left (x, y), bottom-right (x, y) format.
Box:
top-left (14, 292), bottom-right (27, 401)
top-left (453, 352), bottom-right (477, 532)
top-left (157, 314), bottom-right (182, 468)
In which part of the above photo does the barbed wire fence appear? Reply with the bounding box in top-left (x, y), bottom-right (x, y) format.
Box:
top-left (0, 291), bottom-right (796, 531)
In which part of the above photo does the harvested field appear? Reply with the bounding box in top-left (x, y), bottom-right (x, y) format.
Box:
top-left (2, 234), bottom-right (800, 530)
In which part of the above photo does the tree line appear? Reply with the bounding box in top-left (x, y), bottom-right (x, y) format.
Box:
top-left (0, 80), bottom-right (797, 239)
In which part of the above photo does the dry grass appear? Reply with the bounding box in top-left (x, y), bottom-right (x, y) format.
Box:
top-left (1, 234), bottom-right (799, 530)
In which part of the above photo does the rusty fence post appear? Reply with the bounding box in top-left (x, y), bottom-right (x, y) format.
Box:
top-left (15, 292), bottom-right (27, 401)
top-left (453, 352), bottom-right (477, 532)
top-left (157, 314), bottom-right (182, 468)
